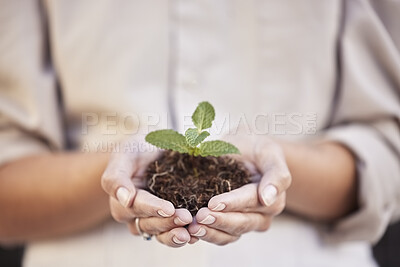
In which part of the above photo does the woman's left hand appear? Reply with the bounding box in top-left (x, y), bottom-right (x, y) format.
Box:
top-left (188, 135), bottom-right (292, 245)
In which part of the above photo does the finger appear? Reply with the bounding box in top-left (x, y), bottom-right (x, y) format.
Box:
top-left (208, 183), bottom-right (259, 212)
top-left (132, 177), bottom-right (147, 189)
top-left (101, 152), bottom-right (138, 208)
top-left (156, 227), bottom-right (191, 248)
top-left (131, 189), bottom-right (175, 218)
top-left (131, 209), bottom-right (192, 235)
top-left (188, 236), bottom-right (199, 244)
top-left (208, 183), bottom-right (285, 214)
top-left (109, 189), bottom-right (175, 222)
top-left (188, 223), bottom-right (240, 246)
top-left (195, 208), bottom-right (271, 235)
top-left (254, 143), bottom-right (292, 206)
top-left (110, 197), bottom-right (133, 223)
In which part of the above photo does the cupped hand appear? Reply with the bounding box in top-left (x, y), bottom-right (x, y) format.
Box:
top-left (188, 135), bottom-right (291, 245)
top-left (101, 136), bottom-right (195, 247)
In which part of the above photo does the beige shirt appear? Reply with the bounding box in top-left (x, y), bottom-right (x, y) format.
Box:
top-left (1, 0), bottom-right (399, 266)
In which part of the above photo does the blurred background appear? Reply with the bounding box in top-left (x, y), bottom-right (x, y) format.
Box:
top-left (1, 221), bottom-right (399, 267)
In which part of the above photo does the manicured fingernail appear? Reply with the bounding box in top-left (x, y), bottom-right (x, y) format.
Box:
top-left (116, 187), bottom-right (131, 207)
top-left (211, 203), bottom-right (226, 211)
top-left (199, 215), bottom-right (215, 225)
top-left (174, 217), bottom-right (186, 225)
top-left (157, 210), bottom-right (171, 218)
top-left (172, 236), bottom-right (186, 244)
top-left (193, 228), bottom-right (206, 237)
top-left (262, 185), bottom-right (278, 206)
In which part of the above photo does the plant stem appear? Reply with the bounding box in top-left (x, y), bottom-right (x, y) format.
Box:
top-left (190, 154), bottom-right (199, 178)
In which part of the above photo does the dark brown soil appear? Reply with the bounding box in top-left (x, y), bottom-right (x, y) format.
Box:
top-left (145, 150), bottom-right (251, 216)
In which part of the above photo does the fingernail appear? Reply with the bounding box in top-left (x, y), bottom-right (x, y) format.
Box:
top-left (116, 187), bottom-right (131, 207)
top-left (262, 185), bottom-right (278, 206)
top-left (174, 217), bottom-right (186, 225)
top-left (174, 217), bottom-right (188, 225)
top-left (157, 210), bottom-right (171, 218)
top-left (199, 215), bottom-right (216, 225)
top-left (193, 228), bottom-right (206, 237)
top-left (211, 203), bottom-right (226, 211)
top-left (172, 236), bottom-right (186, 244)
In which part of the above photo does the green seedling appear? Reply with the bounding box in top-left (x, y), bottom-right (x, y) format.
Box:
top-left (145, 101), bottom-right (239, 157)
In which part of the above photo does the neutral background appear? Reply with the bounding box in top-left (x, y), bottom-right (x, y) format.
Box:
top-left (1, 221), bottom-right (399, 267)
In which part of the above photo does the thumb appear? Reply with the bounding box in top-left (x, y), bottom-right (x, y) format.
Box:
top-left (101, 152), bottom-right (138, 208)
top-left (255, 144), bottom-right (292, 207)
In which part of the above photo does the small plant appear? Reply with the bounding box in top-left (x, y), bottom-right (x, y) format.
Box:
top-left (145, 101), bottom-right (239, 157)
top-left (144, 102), bottom-right (250, 215)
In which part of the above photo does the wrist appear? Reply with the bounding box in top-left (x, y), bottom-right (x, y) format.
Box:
top-left (278, 139), bottom-right (358, 221)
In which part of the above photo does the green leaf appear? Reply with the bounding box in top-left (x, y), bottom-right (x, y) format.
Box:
top-left (185, 128), bottom-right (210, 147)
top-left (145, 129), bottom-right (190, 153)
top-left (198, 140), bottom-right (240, 157)
top-left (192, 101), bottom-right (215, 131)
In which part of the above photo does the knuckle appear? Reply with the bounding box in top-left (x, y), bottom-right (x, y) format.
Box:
top-left (216, 240), bottom-right (230, 246)
top-left (258, 224), bottom-right (270, 232)
top-left (110, 208), bottom-right (126, 223)
top-left (140, 222), bottom-right (153, 234)
top-left (270, 194), bottom-right (286, 214)
top-left (279, 171), bottom-right (292, 189)
top-left (131, 204), bottom-right (150, 218)
top-left (140, 220), bottom-right (161, 235)
top-left (116, 168), bottom-right (130, 178)
top-left (101, 173), bottom-right (115, 192)
top-left (231, 217), bottom-right (251, 236)
top-left (211, 216), bottom-right (223, 228)
top-left (267, 201), bottom-right (285, 216)
top-left (127, 206), bottom-right (138, 218)
top-left (257, 217), bottom-right (271, 232)
top-left (261, 201), bottom-right (285, 217)
top-left (201, 233), bottom-right (218, 245)
top-left (213, 216), bottom-right (231, 231)
top-left (216, 236), bottom-right (239, 246)
top-left (275, 199), bottom-right (286, 215)
top-left (232, 224), bottom-right (247, 236)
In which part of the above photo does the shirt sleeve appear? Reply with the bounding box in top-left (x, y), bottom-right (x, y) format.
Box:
top-left (321, 0), bottom-right (400, 244)
top-left (0, 0), bottom-right (64, 167)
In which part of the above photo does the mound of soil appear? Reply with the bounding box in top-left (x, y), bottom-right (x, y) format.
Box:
top-left (145, 150), bottom-right (251, 216)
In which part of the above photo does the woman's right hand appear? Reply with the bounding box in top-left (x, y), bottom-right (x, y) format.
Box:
top-left (101, 137), bottom-right (195, 247)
